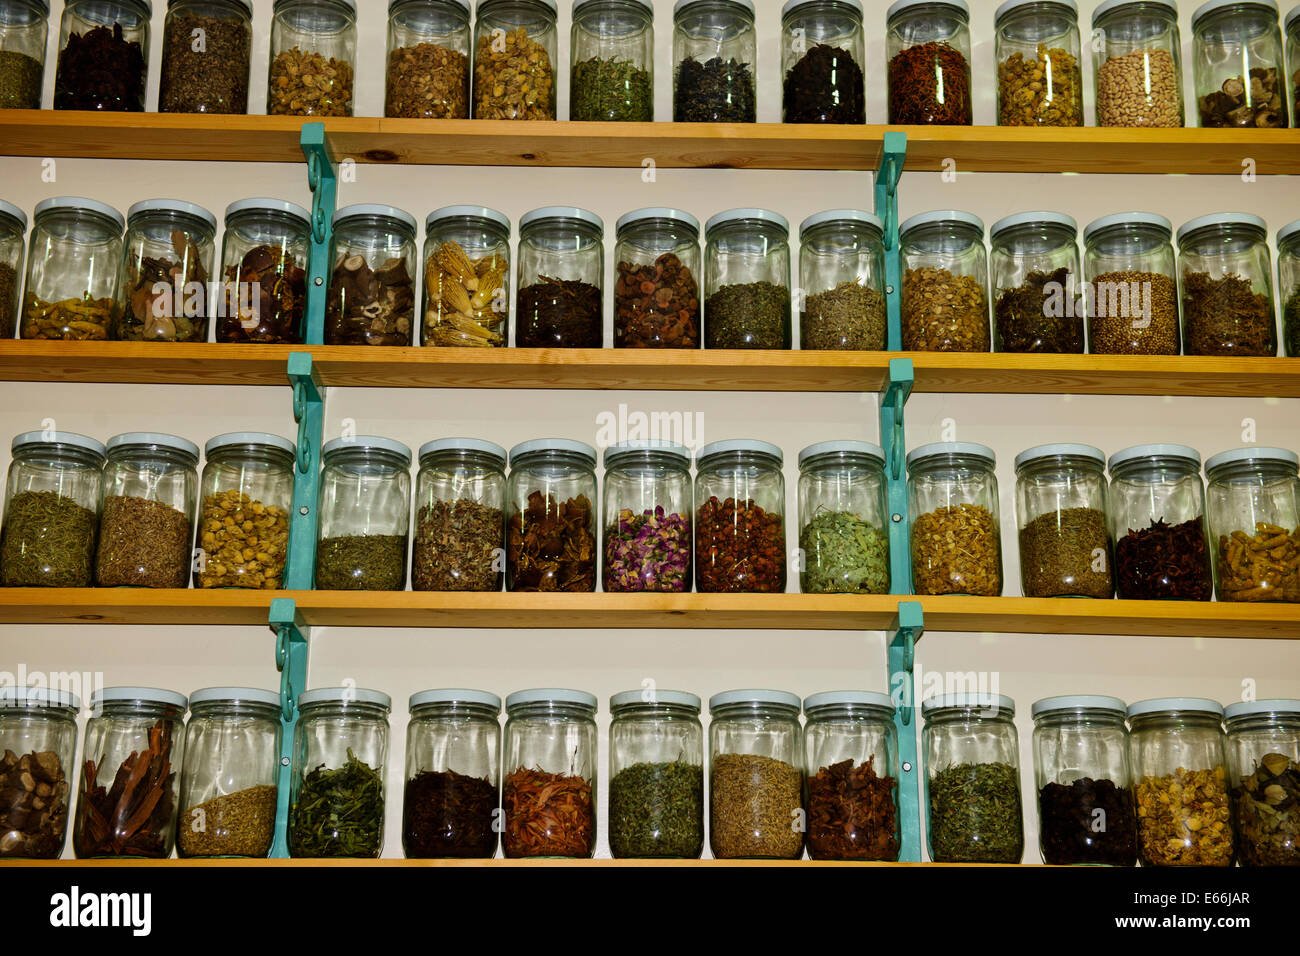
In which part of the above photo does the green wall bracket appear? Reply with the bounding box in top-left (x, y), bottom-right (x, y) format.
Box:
top-left (285, 351), bottom-right (323, 591)
top-left (269, 597), bottom-right (309, 858)
top-left (880, 357), bottom-right (914, 595)
top-left (300, 122), bottom-right (337, 347)
top-left (889, 601), bottom-right (925, 863)
top-left (874, 130), bottom-right (906, 351)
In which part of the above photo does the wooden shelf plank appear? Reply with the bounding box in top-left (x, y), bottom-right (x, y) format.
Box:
top-left (9, 858), bottom-right (996, 867)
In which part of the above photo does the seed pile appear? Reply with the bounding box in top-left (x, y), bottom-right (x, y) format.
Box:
top-left (1018, 507), bottom-right (1112, 599)
top-left (473, 27), bottom-right (554, 120)
top-left (1097, 48), bottom-right (1182, 127)
top-left (1088, 271), bottom-right (1178, 355)
top-left (268, 47), bottom-right (353, 116)
top-left (178, 785), bottom-right (277, 858)
top-left (902, 268), bottom-right (988, 352)
top-left (998, 45), bottom-right (1082, 126)
top-left (386, 42), bottom-right (468, 119)
top-left (95, 495), bottom-right (192, 589)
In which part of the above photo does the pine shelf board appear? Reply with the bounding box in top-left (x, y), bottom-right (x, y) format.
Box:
top-left (9, 858), bottom-right (991, 867)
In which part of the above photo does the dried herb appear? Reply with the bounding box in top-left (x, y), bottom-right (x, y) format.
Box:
top-left (903, 267), bottom-right (988, 352)
top-left (21, 293), bottom-right (114, 340)
top-left (473, 26), bottom-right (554, 120)
top-left (994, 267), bottom-right (1083, 354)
top-left (705, 281), bottom-right (790, 350)
top-left (998, 45), bottom-right (1082, 126)
top-left (802, 281), bottom-right (886, 351)
top-left (911, 504), bottom-right (1001, 597)
top-left (807, 757), bottom-right (899, 861)
top-left (424, 242), bottom-right (506, 348)
top-left (604, 507), bottom-right (691, 592)
top-left (1097, 49), bottom-right (1182, 127)
top-left (571, 56), bottom-right (652, 122)
top-left (1181, 270), bottom-right (1275, 357)
top-left (0, 262), bottom-right (17, 336)
top-left (710, 752), bottom-right (803, 859)
top-left (887, 41), bottom-right (971, 126)
top-left (516, 276), bottom-right (602, 348)
top-left (1018, 507), bottom-right (1113, 599)
top-left (326, 253), bottom-right (414, 347)
top-left (217, 244), bottom-right (307, 344)
top-left (1115, 518), bottom-right (1213, 602)
top-left (158, 12), bottom-right (250, 114)
top-left (74, 719), bottom-right (176, 858)
top-left (614, 253), bottom-right (699, 349)
top-left (412, 499), bottom-right (503, 592)
top-left (1199, 67), bottom-right (1287, 129)
top-left (1089, 270), bottom-right (1179, 355)
top-left (1217, 522), bottom-right (1300, 602)
top-left (268, 47), bottom-right (353, 117)
top-left (783, 44), bottom-right (865, 124)
top-left (507, 491), bottom-right (596, 592)
top-left (195, 489), bottom-right (289, 590)
top-left (799, 510), bottom-right (889, 594)
top-left (289, 748), bottom-right (384, 858)
top-left (1232, 752), bottom-right (1300, 867)
top-left (695, 496), bottom-right (785, 593)
top-left (0, 749), bottom-right (70, 859)
top-left (1286, 286), bottom-right (1300, 357)
top-left (386, 42), bottom-right (468, 119)
top-left (177, 785), bottom-right (277, 858)
top-left (609, 760), bottom-right (703, 859)
top-left (1135, 766), bottom-right (1233, 867)
top-left (673, 56), bottom-right (755, 123)
top-left (502, 766), bottom-right (594, 858)
top-left (95, 495), bottom-right (192, 589)
top-left (0, 50), bottom-right (42, 110)
top-left (315, 534), bottom-right (407, 592)
top-left (403, 768), bottom-right (498, 859)
top-left (0, 490), bottom-right (97, 588)
top-left (53, 23), bottom-right (145, 112)
top-left (1038, 777), bottom-right (1137, 866)
top-left (115, 228), bottom-right (209, 342)
top-left (928, 761), bottom-right (1024, 863)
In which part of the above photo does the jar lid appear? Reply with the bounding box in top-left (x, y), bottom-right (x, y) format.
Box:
top-left (887, 0), bottom-right (968, 19)
top-left (1278, 218), bottom-right (1300, 246)
top-left (1288, 4), bottom-right (1299, 31)
top-left (224, 197), bottom-right (311, 227)
top-left (990, 211), bottom-right (1078, 238)
top-left (921, 692), bottom-right (1015, 716)
top-left (12, 430), bottom-right (106, 459)
top-left (90, 686), bottom-right (187, 711)
top-left (12, 0), bottom-right (50, 15)
top-left (505, 688), bottom-right (599, 710)
top-left (1192, 0), bottom-right (1278, 30)
top-left (1224, 698), bottom-right (1300, 721)
top-left (34, 196), bottom-right (124, 232)
top-left (705, 208), bottom-right (789, 236)
top-left (1127, 697), bottom-right (1223, 719)
top-left (1013, 443), bottom-right (1106, 470)
top-left (321, 435), bottom-right (413, 464)
top-left (418, 437), bottom-right (508, 463)
top-left (697, 438), bottom-right (783, 466)
top-left (674, 0), bottom-right (754, 16)
top-left (610, 689), bottom-right (702, 710)
top-left (1107, 443), bottom-right (1201, 471)
top-left (519, 206), bottom-right (603, 232)
top-left (797, 440), bottom-right (885, 467)
top-left (1176, 212), bottom-right (1268, 244)
top-left (803, 690), bottom-right (895, 713)
top-left (603, 439), bottom-right (691, 467)
top-left (333, 203), bottom-right (418, 235)
top-left (783, 0), bottom-right (864, 18)
top-left (409, 688), bottom-right (502, 711)
top-left (0, 199), bottom-right (28, 232)
top-left (1092, 0), bottom-right (1178, 25)
top-left (426, 205), bottom-right (510, 233)
top-left (509, 437), bottom-right (597, 465)
top-left (298, 687), bottom-right (392, 709)
top-left (1082, 211), bottom-right (1172, 243)
top-left (225, 0), bottom-right (254, 12)
top-left (188, 686), bottom-right (282, 708)
top-left (615, 207), bottom-right (701, 234)
top-left (899, 209), bottom-right (984, 238)
top-left (484, 0), bottom-right (556, 10)
top-left (576, 0), bottom-right (652, 11)
top-left (799, 209), bottom-right (883, 238)
top-left (0, 686), bottom-right (80, 710)
top-left (106, 432), bottom-right (201, 460)
top-left (274, 0), bottom-right (355, 13)
top-left (906, 441), bottom-right (996, 469)
top-left (709, 689), bottom-right (802, 712)
top-left (127, 199), bottom-right (218, 232)
top-left (1030, 694), bottom-right (1127, 718)
top-left (1204, 446), bottom-right (1299, 474)
top-left (205, 431), bottom-right (296, 458)
top-left (996, 0), bottom-right (1078, 22)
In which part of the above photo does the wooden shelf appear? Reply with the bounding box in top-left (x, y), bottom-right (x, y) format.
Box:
top-left (11, 858), bottom-right (993, 867)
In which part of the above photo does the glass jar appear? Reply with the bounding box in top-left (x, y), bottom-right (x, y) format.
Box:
top-left (798, 210), bottom-right (887, 351)
top-left (385, 0), bottom-right (471, 119)
top-left (403, 689), bottom-right (501, 859)
top-left (1282, 219), bottom-right (1300, 355)
top-left (502, 688), bottom-right (597, 858)
top-left (1205, 447), bottom-right (1299, 602)
top-left (268, 0), bottom-right (356, 116)
top-left (0, 0), bottom-right (49, 109)
top-left (703, 208), bottom-right (791, 350)
top-left (613, 207), bottom-right (701, 349)
top-left (0, 431), bottom-right (104, 588)
top-left (804, 690), bottom-right (900, 861)
top-left (1092, 0), bottom-right (1185, 126)
top-left (797, 440), bottom-right (889, 594)
top-left (95, 432), bottom-right (199, 589)
top-left (288, 687), bottom-right (391, 859)
top-left (1014, 443), bottom-right (1113, 599)
top-left (602, 440), bottom-right (692, 592)
top-left (907, 442), bottom-right (1003, 596)
top-left (315, 436), bottom-right (412, 592)
top-left (709, 689), bottom-right (804, 860)
top-left (326, 204), bottom-right (418, 347)
top-left (694, 439), bottom-right (786, 593)
top-left (1193, 0), bottom-right (1289, 127)
top-left (1177, 213), bottom-right (1277, 357)
top-left (473, 0), bottom-right (558, 119)
top-left (422, 205), bottom-right (510, 348)
top-left (0, 686), bottom-right (78, 859)
top-left (990, 211), bottom-right (1083, 354)
top-left (900, 210), bottom-right (989, 352)
top-left (506, 438), bottom-right (598, 591)
top-left (1128, 698), bottom-right (1233, 867)
top-left (412, 438), bottom-right (506, 591)
top-left (0, 200), bottom-right (25, 338)
top-left (177, 687), bottom-right (281, 859)
top-left (515, 206), bottom-right (603, 348)
top-left (1108, 444), bottom-right (1214, 601)
top-left (1031, 695), bottom-right (1137, 866)
top-left (19, 197), bottom-right (124, 342)
top-left (886, 0), bottom-right (973, 125)
top-left (995, 0), bottom-right (1084, 126)
top-left (571, 0), bottom-right (654, 121)
top-left (159, 0), bottom-right (253, 113)
top-left (1224, 699), bottom-right (1300, 866)
top-left (115, 199), bottom-right (216, 343)
top-left (216, 198), bottom-right (311, 344)
top-left (1288, 6), bottom-right (1299, 125)
top-left (74, 687), bottom-right (186, 858)
top-left (608, 689), bottom-right (704, 859)
top-left (781, 0), bottom-right (866, 124)
top-left (1083, 212), bottom-right (1179, 355)
top-left (53, 0), bottom-right (149, 111)
top-left (195, 432), bottom-right (295, 590)
top-left (672, 0), bottom-right (756, 122)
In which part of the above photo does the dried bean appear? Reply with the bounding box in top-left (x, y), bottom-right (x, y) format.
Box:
top-left (1097, 49), bottom-right (1182, 127)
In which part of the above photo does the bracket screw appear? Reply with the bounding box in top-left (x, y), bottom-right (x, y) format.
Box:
top-left (902, 761), bottom-right (912, 773)
top-left (299, 506), bottom-right (309, 516)
top-left (892, 513), bottom-right (903, 523)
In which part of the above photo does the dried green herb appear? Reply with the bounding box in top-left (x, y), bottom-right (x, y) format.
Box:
top-left (0, 50), bottom-right (41, 110)
top-left (571, 56), bottom-right (651, 122)
top-left (802, 281), bottom-right (886, 351)
top-left (315, 534), bottom-right (407, 591)
top-left (0, 262), bottom-right (20, 342)
top-left (710, 752), bottom-right (803, 859)
top-left (1018, 507), bottom-right (1112, 599)
top-left (705, 281), bottom-right (790, 350)
top-left (1285, 286), bottom-right (1300, 357)
top-left (928, 761), bottom-right (1024, 863)
top-left (609, 760), bottom-right (703, 859)
top-left (0, 490), bottom-right (97, 588)
top-left (95, 495), bottom-right (192, 589)
top-left (289, 748), bottom-right (384, 858)
top-left (178, 784), bottom-right (277, 858)
top-left (412, 499), bottom-right (503, 591)
top-left (799, 510), bottom-right (889, 594)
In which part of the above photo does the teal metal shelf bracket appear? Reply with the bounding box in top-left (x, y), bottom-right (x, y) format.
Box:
top-left (285, 351), bottom-right (323, 591)
top-left (269, 597), bottom-right (309, 858)
top-left (889, 600), bottom-right (925, 863)
top-left (874, 130), bottom-right (906, 351)
top-left (880, 357), bottom-right (914, 594)
top-left (300, 122), bottom-right (337, 347)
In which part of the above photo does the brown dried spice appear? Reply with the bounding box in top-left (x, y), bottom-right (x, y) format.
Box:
top-left (268, 47), bottom-right (354, 117)
top-left (903, 267), bottom-right (988, 352)
top-left (1217, 522), bottom-right (1300, 603)
top-left (386, 42), bottom-right (468, 119)
top-left (998, 45), bottom-right (1082, 127)
top-left (807, 757), bottom-right (899, 861)
top-left (710, 753), bottom-right (803, 860)
top-left (1135, 766), bottom-right (1234, 867)
top-left (473, 27), bottom-right (554, 121)
top-left (412, 499), bottom-right (503, 592)
top-left (195, 489), bottom-right (288, 590)
top-left (502, 767), bottom-right (594, 858)
top-left (507, 491), bottom-right (595, 592)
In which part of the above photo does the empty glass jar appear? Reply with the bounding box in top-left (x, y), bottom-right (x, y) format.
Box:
top-left (603, 440), bottom-right (692, 592)
top-left (797, 440), bottom-right (889, 594)
top-left (695, 439), bottom-right (786, 593)
top-left (422, 205), bottom-right (510, 348)
top-left (217, 198), bottom-right (311, 344)
top-left (570, 0), bottom-right (653, 121)
top-left (1092, 0), bottom-right (1185, 127)
top-left (1282, 218), bottom-right (1300, 355)
top-left (515, 206), bottom-right (604, 348)
top-left (1014, 443), bottom-right (1113, 599)
top-left (1083, 212), bottom-right (1179, 355)
top-left (115, 199), bottom-right (216, 342)
top-left (0, 200), bottom-right (24, 335)
top-left (507, 438), bottom-right (598, 592)
top-left (908, 442), bottom-right (1003, 596)
top-left (1177, 212), bottom-right (1277, 357)
top-left (1193, 0), bottom-right (1289, 128)
top-left (886, 0), bottom-right (973, 125)
top-left (268, 0), bottom-right (356, 116)
top-left (990, 211), bottom-right (1083, 354)
top-left (315, 436), bottom-right (412, 592)
top-left (614, 207), bottom-right (701, 349)
top-left (0, 0), bottom-right (49, 109)
top-left (798, 209), bottom-right (887, 350)
top-left (781, 0), bottom-right (866, 124)
top-left (1205, 447), bottom-right (1299, 602)
top-left (53, 0), bottom-right (149, 111)
top-left (673, 0), bottom-right (756, 122)
top-left (900, 210), bottom-right (989, 352)
top-left (326, 204), bottom-right (418, 347)
top-left (473, 0), bottom-right (557, 119)
top-left (0, 686), bottom-right (78, 859)
top-left (995, 0), bottom-right (1084, 126)
top-left (20, 197), bottom-right (124, 342)
top-left (412, 438), bottom-right (506, 591)
top-left (385, 0), bottom-right (471, 119)
top-left (1224, 698), bottom-right (1300, 866)
top-left (159, 0), bottom-right (253, 113)
top-left (703, 208), bottom-right (791, 350)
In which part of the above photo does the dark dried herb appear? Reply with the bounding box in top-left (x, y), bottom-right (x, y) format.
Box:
top-left (1038, 777), bottom-right (1137, 866)
top-left (412, 499), bottom-right (503, 592)
top-left (928, 761), bottom-right (1024, 863)
top-left (609, 760), bottom-right (703, 859)
top-left (217, 244), bottom-right (307, 344)
top-left (994, 267), bottom-right (1084, 354)
top-left (802, 281), bottom-right (886, 351)
top-left (1181, 269), bottom-right (1276, 357)
top-left (0, 749), bottom-right (70, 859)
top-left (74, 719), bottom-right (176, 859)
top-left (783, 43), bottom-right (865, 124)
top-left (1115, 517), bottom-right (1213, 602)
top-left (888, 41), bottom-right (971, 126)
top-left (1018, 507), bottom-right (1112, 599)
top-left (326, 254), bottom-right (415, 347)
top-left (403, 768), bottom-right (498, 859)
top-left (315, 534), bottom-right (407, 591)
top-left (614, 253), bottom-right (699, 349)
top-left (115, 228), bottom-right (209, 342)
top-left (158, 12), bottom-right (251, 114)
top-left (1286, 286), bottom-right (1300, 357)
top-left (0, 490), bottom-right (97, 588)
top-left (507, 491), bottom-right (596, 592)
top-left (0, 51), bottom-right (42, 110)
top-left (1232, 752), bottom-right (1300, 867)
top-left (710, 752), bottom-right (803, 859)
top-left (0, 262), bottom-right (17, 336)
top-left (571, 56), bottom-right (652, 122)
top-left (53, 23), bottom-right (145, 112)
top-left (516, 276), bottom-right (602, 348)
top-left (673, 56), bottom-right (755, 123)
top-left (289, 748), bottom-right (384, 858)
top-left (502, 766), bottom-right (594, 858)
top-left (705, 281), bottom-right (790, 350)
top-left (807, 757), bottom-right (899, 861)
top-left (695, 495), bottom-right (785, 593)
top-left (95, 495), bottom-right (192, 589)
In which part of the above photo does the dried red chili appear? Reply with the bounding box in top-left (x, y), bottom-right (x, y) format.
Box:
top-left (887, 41), bottom-right (972, 126)
top-left (694, 495), bottom-right (785, 593)
top-left (502, 767), bottom-right (595, 858)
top-left (807, 756), bottom-right (900, 861)
top-left (507, 491), bottom-right (596, 592)
top-left (1114, 517), bottom-right (1213, 601)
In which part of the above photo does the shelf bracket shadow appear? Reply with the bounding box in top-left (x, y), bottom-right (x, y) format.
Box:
top-left (269, 597), bottom-right (310, 858)
top-left (889, 600), bottom-right (925, 863)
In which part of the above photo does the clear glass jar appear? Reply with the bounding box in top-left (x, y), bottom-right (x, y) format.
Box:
top-left (703, 208), bottom-right (791, 350)
top-left (614, 207), bottom-right (701, 349)
top-left (403, 689), bottom-right (501, 859)
top-left (804, 690), bottom-right (900, 861)
top-left (1031, 695), bottom-right (1137, 866)
top-left (177, 687), bottom-right (281, 859)
top-left (288, 688), bottom-right (391, 859)
top-left (0, 0), bottom-right (49, 109)
top-left (326, 203), bottom-right (418, 347)
top-left (1128, 698), bottom-right (1234, 867)
top-left (1014, 443), bottom-right (1113, 599)
top-left (515, 206), bottom-right (603, 348)
top-left (74, 687), bottom-right (187, 858)
top-left (473, 0), bottom-right (557, 119)
top-left (608, 689), bottom-right (704, 859)
top-left (1193, 0), bottom-right (1289, 127)
top-left (216, 198), bottom-right (311, 344)
top-left (695, 439), bottom-right (786, 593)
top-left (797, 440), bottom-right (889, 594)
top-left (19, 197), bottom-right (124, 342)
top-left (571, 0), bottom-right (653, 121)
top-left (194, 432), bottom-right (295, 590)
top-left (268, 0), bottom-right (355, 116)
top-left (0, 431), bottom-right (104, 588)
top-left (507, 438), bottom-right (598, 592)
top-left (0, 200), bottom-right (25, 339)
top-left (422, 205), bottom-right (509, 348)
top-left (990, 211), bottom-right (1083, 354)
top-left (781, 0), bottom-right (866, 124)
top-left (900, 210), bottom-right (989, 352)
top-left (672, 0), bottom-right (756, 122)
top-left (886, 0), bottom-right (973, 125)
top-left (798, 210), bottom-right (887, 351)
top-left (708, 689), bottom-right (804, 860)
top-left (1288, 6), bottom-right (1299, 125)
top-left (1108, 444), bottom-right (1214, 601)
top-left (502, 688), bottom-right (597, 858)
top-left (995, 0), bottom-right (1084, 126)
top-left (1224, 699), bottom-right (1300, 867)
top-left (603, 440), bottom-right (692, 592)
top-left (412, 438), bottom-right (506, 591)
top-left (0, 686), bottom-right (78, 859)
top-left (53, 0), bottom-right (149, 111)
top-left (907, 441), bottom-right (1003, 596)
top-left (1177, 213), bottom-right (1277, 357)
top-left (1092, 0), bottom-right (1185, 127)
top-left (1205, 447), bottom-right (1299, 603)
top-left (159, 0), bottom-right (252, 113)
top-left (385, 0), bottom-right (471, 119)
top-left (96, 432), bottom-right (199, 589)
top-left (1282, 219), bottom-right (1300, 355)
top-left (1083, 212), bottom-right (1179, 355)
top-left (115, 199), bottom-right (216, 343)
top-left (315, 436), bottom-right (412, 592)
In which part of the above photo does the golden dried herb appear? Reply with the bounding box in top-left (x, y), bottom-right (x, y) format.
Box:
top-left (1135, 765), bottom-right (1234, 867)
top-left (911, 504), bottom-right (1002, 596)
